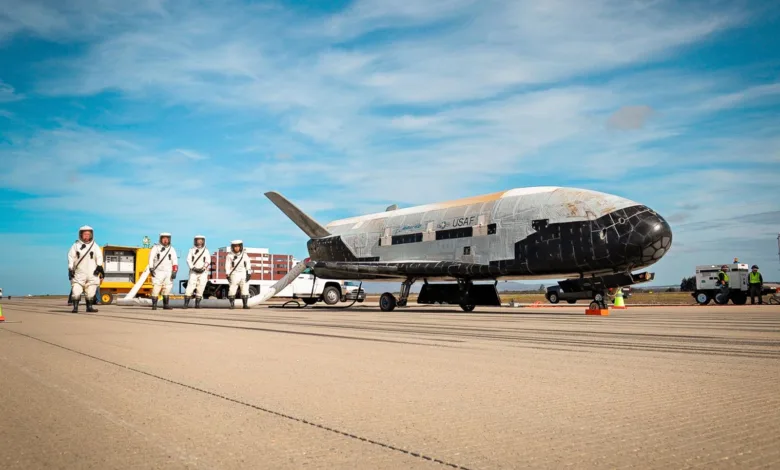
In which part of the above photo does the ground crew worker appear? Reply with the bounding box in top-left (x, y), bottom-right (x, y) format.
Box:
top-left (715, 264), bottom-right (730, 304)
top-left (184, 235), bottom-right (210, 309)
top-left (67, 225), bottom-right (104, 313)
top-left (748, 265), bottom-right (764, 305)
top-left (717, 265), bottom-right (730, 287)
top-left (148, 232), bottom-right (178, 310)
top-left (225, 240), bottom-right (252, 309)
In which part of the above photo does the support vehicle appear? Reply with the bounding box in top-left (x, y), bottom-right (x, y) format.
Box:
top-left (546, 283), bottom-right (633, 304)
top-left (180, 246), bottom-right (364, 305)
top-left (98, 245), bottom-right (154, 304)
top-left (692, 263), bottom-right (775, 305)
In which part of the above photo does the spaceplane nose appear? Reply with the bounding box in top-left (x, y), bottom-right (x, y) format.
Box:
top-left (634, 208), bottom-right (673, 265)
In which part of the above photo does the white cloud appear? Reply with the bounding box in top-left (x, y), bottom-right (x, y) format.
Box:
top-left (0, 80), bottom-right (23, 102)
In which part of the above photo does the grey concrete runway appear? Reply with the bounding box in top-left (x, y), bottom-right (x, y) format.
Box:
top-left (1, 298), bottom-right (779, 469)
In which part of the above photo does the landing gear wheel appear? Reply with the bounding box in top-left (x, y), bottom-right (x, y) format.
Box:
top-left (322, 286), bottom-right (340, 305)
top-left (101, 292), bottom-right (113, 305)
top-left (695, 292), bottom-right (711, 305)
top-left (379, 292), bottom-right (397, 312)
top-left (460, 303), bottom-right (475, 312)
top-left (548, 293), bottom-right (559, 304)
top-left (249, 286), bottom-right (260, 297)
top-left (730, 293), bottom-right (747, 305)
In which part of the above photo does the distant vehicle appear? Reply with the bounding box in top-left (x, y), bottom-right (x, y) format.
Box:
top-left (692, 263), bottom-right (774, 305)
top-left (182, 247), bottom-right (365, 306)
top-left (0, 287), bottom-right (3, 299)
top-left (546, 285), bottom-right (631, 304)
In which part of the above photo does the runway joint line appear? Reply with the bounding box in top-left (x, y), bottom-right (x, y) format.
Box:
top-left (0, 328), bottom-right (472, 470)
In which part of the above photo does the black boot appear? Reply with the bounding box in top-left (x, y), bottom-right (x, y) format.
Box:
top-left (184, 296), bottom-right (191, 309)
top-left (163, 295), bottom-right (172, 310)
top-left (242, 295), bottom-right (249, 309)
top-left (195, 297), bottom-right (201, 309)
top-left (228, 296), bottom-right (235, 309)
top-left (71, 298), bottom-right (80, 313)
top-left (86, 298), bottom-right (98, 312)
top-left (152, 297), bottom-right (158, 310)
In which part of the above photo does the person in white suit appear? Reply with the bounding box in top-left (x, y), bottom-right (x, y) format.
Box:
top-left (184, 234), bottom-right (210, 309)
top-left (67, 225), bottom-right (104, 313)
top-left (225, 240), bottom-right (252, 309)
top-left (148, 232), bottom-right (178, 310)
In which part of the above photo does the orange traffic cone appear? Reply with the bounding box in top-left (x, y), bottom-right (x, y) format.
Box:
top-left (0, 304), bottom-right (5, 322)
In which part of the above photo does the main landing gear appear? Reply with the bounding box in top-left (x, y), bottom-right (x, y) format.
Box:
top-left (379, 278), bottom-right (480, 312)
top-left (380, 278), bottom-right (414, 312)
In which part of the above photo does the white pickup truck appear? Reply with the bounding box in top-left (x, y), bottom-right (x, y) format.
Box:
top-left (274, 267), bottom-right (366, 305)
top-left (194, 267), bottom-right (365, 305)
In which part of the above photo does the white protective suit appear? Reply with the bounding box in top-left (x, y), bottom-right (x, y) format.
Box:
top-left (184, 237), bottom-right (211, 305)
top-left (225, 240), bottom-right (252, 308)
top-left (67, 226), bottom-right (104, 312)
top-left (148, 239), bottom-right (179, 298)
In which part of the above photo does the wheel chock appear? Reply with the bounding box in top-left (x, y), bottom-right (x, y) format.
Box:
top-left (585, 308), bottom-right (609, 316)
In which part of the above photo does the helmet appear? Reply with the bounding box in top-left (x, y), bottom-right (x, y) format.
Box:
top-left (230, 239), bottom-right (243, 252)
top-left (194, 234), bottom-right (205, 246)
top-left (78, 225), bottom-right (94, 241)
top-left (159, 232), bottom-right (172, 244)
top-left (752, 265), bottom-right (759, 269)
top-left (721, 265), bottom-right (728, 270)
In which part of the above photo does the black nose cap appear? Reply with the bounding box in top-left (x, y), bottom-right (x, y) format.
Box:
top-left (638, 211), bottom-right (673, 264)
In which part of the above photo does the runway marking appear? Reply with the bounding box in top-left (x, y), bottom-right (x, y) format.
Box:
top-left (0, 328), bottom-right (473, 470)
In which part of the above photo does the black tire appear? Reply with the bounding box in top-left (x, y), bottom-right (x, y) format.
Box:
top-left (694, 291), bottom-right (711, 305)
top-left (460, 303), bottom-right (475, 312)
top-left (548, 293), bottom-right (559, 304)
top-left (730, 292), bottom-right (747, 305)
top-left (322, 286), bottom-right (340, 305)
top-left (249, 285), bottom-right (260, 297)
top-left (379, 292), bottom-right (396, 312)
top-left (566, 299), bottom-right (576, 304)
top-left (303, 298), bottom-right (318, 305)
top-left (589, 300), bottom-right (600, 310)
top-left (714, 291), bottom-right (729, 305)
top-left (100, 292), bottom-right (114, 305)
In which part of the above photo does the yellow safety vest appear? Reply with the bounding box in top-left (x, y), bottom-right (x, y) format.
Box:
top-left (719, 271), bottom-right (729, 283)
top-left (749, 272), bottom-right (761, 284)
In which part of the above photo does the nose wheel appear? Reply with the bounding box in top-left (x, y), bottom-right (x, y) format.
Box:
top-left (590, 292), bottom-right (608, 310)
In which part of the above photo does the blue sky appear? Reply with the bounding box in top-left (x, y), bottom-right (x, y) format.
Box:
top-left (1, 0), bottom-right (779, 295)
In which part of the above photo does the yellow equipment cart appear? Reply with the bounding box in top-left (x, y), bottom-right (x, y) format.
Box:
top-left (99, 245), bottom-right (153, 304)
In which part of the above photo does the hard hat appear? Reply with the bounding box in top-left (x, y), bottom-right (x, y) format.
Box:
top-left (194, 234), bottom-right (205, 239)
top-left (231, 240), bottom-right (243, 245)
top-left (194, 234), bottom-right (205, 244)
top-left (160, 232), bottom-right (172, 237)
top-left (752, 265), bottom-right (759, 269)
top-left (721, 265), bottom-right (728, 269)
